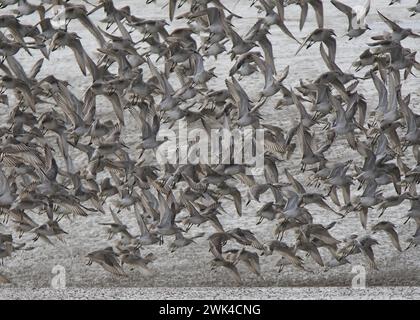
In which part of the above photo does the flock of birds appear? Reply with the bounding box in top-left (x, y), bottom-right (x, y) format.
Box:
top-left (0, 0), bottom-right (420, 286)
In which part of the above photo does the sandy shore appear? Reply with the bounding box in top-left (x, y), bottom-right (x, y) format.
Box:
top-left (0, 0), bottom-right (420, 292)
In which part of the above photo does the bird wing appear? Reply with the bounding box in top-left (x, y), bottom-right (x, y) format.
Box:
top-left (320, 43), bottom-right (341, 72)
top-left (297, 123), bottom-right (315, 160)
top-left (184, 199), bottom-right (201, 217)
top-left (377, 11), bottom-right (402, 32)
top-left (400, 97), bottom-right (417, 134)
top-left (291, 90), bottom-right (310, 122)
top-left (106, 206), bottom-right (121, 225)
top-left (102, 254), bottom-right (126, 276)
top-left (226, 262), bottom-right (242, 284)
top-left (276, 16), bottom-right (300, 43)
top-left (0, 273), bottom-right (10, 284)
top-left (388, 72), bottom-right (399, 114)
top-left (169, 0), bottom-right (177, 21)
top-left (229, 187), bottom-right (242, 217)
top-left (309, 244), bottom-right (324, 266)
top-left (225, 78), bottom-right (240, 106)
top-left (342, 183), bottom-right (351, 206)
top-left (115, 17), bottom-right (133, 42)
top-left (78, 12), bottom-right (106, 47)
top-left (139, 111), bottom-right (153, 140)
top-left (29, 58), bottom-right (44, 80)
top-left (275, 0), bottom-right (285, 21)
top-left (0, 166), bottom-right (12, 197)
top-left (105, 92), bottom-right (124, 125)
top-left (207, 214), bottom-right (225, 233)
top-left (386, 226), bottom-right (402, 252)
top-left (359, 242), bottom-right (378, 270)
top-left (329, 186), bottom-right (341, 207)
top-left (258, 34), bottom-right (276, 75)
top-left (246, 251), bottom-right (261, 275)
top-left (284, 191), bottom-right (300, 211)
top-left (209, 233), bottom-right (228, 259)
top-left (147, 57), bottom-right (169, 94)
top-left (232, 76), bottom-right (252, 118)
top-left (295, 29), bottom-right (315, 55)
